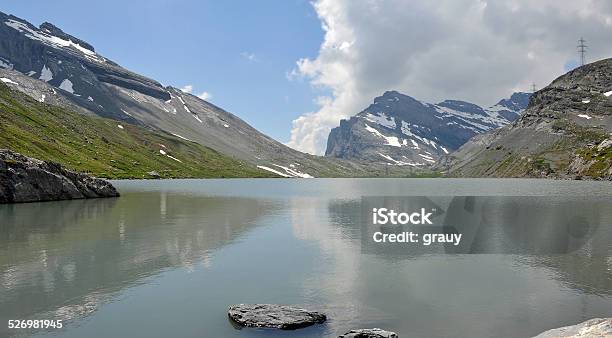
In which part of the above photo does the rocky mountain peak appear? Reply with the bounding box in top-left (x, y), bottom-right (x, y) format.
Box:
top-left (495, 92), bottom-right (531, 111)
top-left (0, 11), bottom-right (173, 115)
top-left (522, 59), bottom-right (612, 119)
top-left (0, 10), bottom-right (411, 179)
top-left (437, 100), bottom-right (488, 116)
top-left (373, 90), bottom-right (417, 104)
top-left (549, 58), bottom-right (612, 91)
top-left (326, 90), bottom-right (531, 167)
top-left (39, 21), bottom-right (95, 52)
top-left (445, 58), bottom-right (612, 179)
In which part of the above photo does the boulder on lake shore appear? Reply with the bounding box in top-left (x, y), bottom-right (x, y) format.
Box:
top-left (0, 149), bottom-right (119, 203)
top-left (339, 328), bottom-right (398, 338)
top-left (228, 304), bottom-right (326, 330)
top-left (533, 318), bottom-right (611, 337)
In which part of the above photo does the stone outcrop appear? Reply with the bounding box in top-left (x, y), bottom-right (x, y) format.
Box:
top-left (227, 304), bottom-right (326, 330)
top-left (444, 58), bottom-right (612, 179)
top-left (533, 318), bottom-right (611, 337)
top-left (0, 149), bottom-right (119, 203)
top-left (339, 328), bottom-right (399, 338)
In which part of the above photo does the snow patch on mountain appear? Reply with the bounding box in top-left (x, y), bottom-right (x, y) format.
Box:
top-left (418, 153), bottom-right (435, 162)
top-left (257, 163), bottom-right (314, 178)
top-left (39, 65), bottom-right (53, 81)
top-left (363, 112), bottom-right (396, 129)
top-left (4, 19), bottom-right (101, 61)
top-left (171, 133), bottom-right (192, 142)
top-left (365, 124), bottom-right (402, 147)
top-left (378, 153), bottom-right (423, 166)
top-left (272, 164), bottom-right (313, 178)
top-left (0, 57), bottom-right (13, 69)
top-left (177, 95), bottom-right (190, 113)
top-left (0, 77), bottom-right (18, 85)
top-left (59, 79), bottom-right (74, 93)
top-left (257, 165), bottom-right (292, 177)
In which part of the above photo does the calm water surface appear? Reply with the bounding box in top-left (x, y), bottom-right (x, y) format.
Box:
top-left (1, 179), bottom-right (611, 338)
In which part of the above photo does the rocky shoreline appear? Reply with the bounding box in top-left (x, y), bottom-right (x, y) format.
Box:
top-left (533, 317), bottom-right (612, 337)
top-left (227, 303), bottom-right (610, 338)
top-left (228, 304), bottom-right (400, 337)
top-left (0, 149), bottom-right (119, 203)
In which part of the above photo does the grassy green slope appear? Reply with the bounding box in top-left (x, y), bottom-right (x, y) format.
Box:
top-left (0, 83), bottom-right (274, 179)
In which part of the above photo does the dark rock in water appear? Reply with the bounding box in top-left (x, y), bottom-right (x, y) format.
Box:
top-left (339, 328), bottom-right (398, 338)
top-left (533, 317), bottom-right (611, 337)
top-left (0, 149), bottom-right (119, 203)
top-left (228, 304), bottom-right (326, 330)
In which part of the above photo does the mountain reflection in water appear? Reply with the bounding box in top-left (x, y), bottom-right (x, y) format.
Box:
top-left (0, 192), bottom-right (279, 336)
top-left (0, 178), bottom-right (610, 338)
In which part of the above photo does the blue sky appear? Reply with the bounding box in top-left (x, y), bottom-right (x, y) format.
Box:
top-left (4, 1), bottom-right (612, 155)
top-left (1, 0), bottom-right (324, 143)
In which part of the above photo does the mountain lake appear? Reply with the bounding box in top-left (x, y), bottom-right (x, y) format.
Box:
top-left (1, 178), bottom-right (611, 338)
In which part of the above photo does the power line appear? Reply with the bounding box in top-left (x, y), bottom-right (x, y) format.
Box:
top-left (577, 37), bottom-right (587, 66)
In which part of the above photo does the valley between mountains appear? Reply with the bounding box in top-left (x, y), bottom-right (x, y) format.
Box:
top-left (0, 11), bottom-right (610, 180)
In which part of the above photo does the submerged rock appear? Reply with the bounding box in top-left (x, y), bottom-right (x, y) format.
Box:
top-left (0, 149), bottom-right (119, 203)
top-left (227, 304), bottom-right (326, 330)
top-left (533, 318), bottom-right (611, 337)
top-left (339, 328), bottom-right (398, 338)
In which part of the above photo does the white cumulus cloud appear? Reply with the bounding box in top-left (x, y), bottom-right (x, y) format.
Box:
top-left (181, 84), bottom-right (212, 101)
top-left (197, 91), bottom-right (212, 100)
top-left (287, 0), bottom-right (612, 155)
top-left (241, 52), bottom-right (259, 62)
top-left (180, 84), bottom-right (193, 93)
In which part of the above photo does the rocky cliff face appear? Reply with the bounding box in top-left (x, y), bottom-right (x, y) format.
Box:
top-left (325, 90), bottom-right (529, 167)
top-left (443, 58), bottom-right (612, 179)
top-left (0, 149), bottom-right (119, 203)
top-left (0, 11), bottom-right (406, 178)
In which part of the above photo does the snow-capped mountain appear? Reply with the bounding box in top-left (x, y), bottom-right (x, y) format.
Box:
top-left (325, 90), bottom-right (531, 166)
top-left (0, 11), bottom-right (415, 178)
top-left (486, 92), bottom-right (531, 122)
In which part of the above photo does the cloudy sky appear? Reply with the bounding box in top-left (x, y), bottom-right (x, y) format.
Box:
top-left (3, 1), bottom-right (612, 155)
top-left (287, 0), bottom-right (612, 154)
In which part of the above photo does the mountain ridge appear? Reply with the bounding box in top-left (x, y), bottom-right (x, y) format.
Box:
top-left (442, 58), bottom-right (612, 179)
top-left (0, 81), bottom-right (274, 178)
top-left (325, 90), bottom-right (530, 167)
top-left (0, 11), bottom-right (421, 178)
